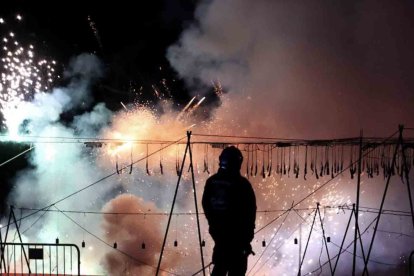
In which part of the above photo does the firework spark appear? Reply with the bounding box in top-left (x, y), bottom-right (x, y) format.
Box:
top-left (120, 101), bottom-right (129, 111)
top-left (87, 15), bottom-right (103, 51)
top-left (0, 19), bottom-right (58, 133)
top-left (176, 96), bottom-right (196, 121)
top-left (212, 80), bottom-right (223, 97)
top-left (194, 96), bottom-right (205, 108)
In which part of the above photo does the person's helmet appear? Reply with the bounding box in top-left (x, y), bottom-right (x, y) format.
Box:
top-left (219, 146), bottom-right (243, 171)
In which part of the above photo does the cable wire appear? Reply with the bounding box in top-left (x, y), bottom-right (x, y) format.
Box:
top-left (247, 130), bottom-right (399, 275)
top-left (254, 130), bottom-right (399, 235)
top-left (330, 241), bottom-right (401, 266)
top-left (0, 136), bottom-right (186, 231)
top-left (53, 206), bottom-right (179, 276)
top-left (248, 208), bottom-right (292, 275)
top-left (303, 216), bottom-right (378, 275)
top-left (251, 210), bottom-right (316, 275)
top-left (0, 146), bottom-right (34, 167)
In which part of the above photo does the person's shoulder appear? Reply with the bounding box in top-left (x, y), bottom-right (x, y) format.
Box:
top-left (239, 175), bottom-right (253, 186)
top-left (205, 172), bottom-right (220, 184)
top-left (238, 175), bottom-right (248, 182)
top-left (207, 172), bottom-right (220, 180)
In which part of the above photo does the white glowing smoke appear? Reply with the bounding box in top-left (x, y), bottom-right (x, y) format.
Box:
top-left (0, 25), bottom-right (58, 131)
top-left (2, 53), bottom-right (112, 274)
top-left (1, 53), bottom-right (208, 275)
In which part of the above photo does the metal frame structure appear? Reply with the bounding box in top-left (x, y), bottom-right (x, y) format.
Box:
top-left (156, 131), bottom-right (206, 276)
top-left (1, 125), bottom-right (414, 275)
top-left (1, 207), bottom-right (81, 275)
top-left (1, 242), bottom-right (80, 275)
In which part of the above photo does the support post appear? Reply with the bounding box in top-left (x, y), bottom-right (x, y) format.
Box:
top-left (400, 126), bottom-right (414, 230)
top-left (157, 131), bottom-right (205, 276)
top-left (316, 203), bottom-right (333, 275)
top-left (333, 204), bottom-right (354, 275)
top-left (362, 126), bottom-right (402, 275)
top-left (188, 131), bottom-right (206, 276)
top-left (298, 209), bottom-right (317, 276)
top-left (11, 207), bottom-right (31, 273)
top-left (355, 213), bottom-right (368, 276)
top-left (0, 227), bottom-right (5, 272)
top-left (353, 130), bottom-right (363, 276)
top-left (156, 136), bottom-right (190, 275)
top-left (3, 207), bottom-right (31, 273)
top-left (298, 224), bottom-right (302, 276)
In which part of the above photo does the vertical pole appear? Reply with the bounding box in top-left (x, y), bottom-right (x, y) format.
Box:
top-left (353, 130), bottom-right (363, 276)
top-left (75, 244), bottom-right (81, 276)
top-left (156, 136), bottom-right (190, 275)
top-left (49, 245), bottom-right (51, 274)
top-left (298, 209), bottom-right (317, 276)
top-left (3, 244), bottom-right (5, 274)
top-left (317, 204), bottom-right (333, 275)
top-left (70, 246), bottom-right (72, 274)
top-left (35, 245), bottom-right (38, 274)
top-left (362, 127), bottom-right (402, 275)
top-left (188, 131), bottom-right (206, 276)
top-left (63, 246), bottom-right (66, 275)
top-left (298, 224), bottom-right (302, 276)
top-left (14, 244), bottom-right (16, 275)
top-left (355, 216), bottom-right (369, 276)
top-left (43, 245), bottom-right (45, 275)
top-left (3, 210), bottom-right (13, 273)
top-left (10, 207), bottom-right (30, 273)
top-left (333, 205), bottom-right (355, 275)
top-left (0, 227), bottom-right (6, 271)
top-left (399, 125), bottom-right (414, 230)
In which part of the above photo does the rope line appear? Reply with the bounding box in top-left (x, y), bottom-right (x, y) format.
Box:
top-left (0, 136), bottom-right (186, 230)
top-left (14, 204), bottom-right (413, 217)
top-left (53, 206), bottom-right (179, 276)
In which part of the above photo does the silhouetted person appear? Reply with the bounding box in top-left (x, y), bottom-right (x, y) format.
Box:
top-left (202, 146), bottom-right (256, 276)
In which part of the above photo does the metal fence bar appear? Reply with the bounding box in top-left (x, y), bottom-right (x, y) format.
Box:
top-left (64, 246), bottom-right (66, 275)
top-left (13, 244), bottom-right (16, 275)
top-left (20, 245), bottom-right (23, 274)
top-left (35, 245), bottom-right (38, 274)
top-left (2, 242), bottom-right (80, 275)
top-left (42, 245), bottom-right (45, 275)
top-left (56, 245), bottom-right (58, 275)
top-left (71, 246), bottom-right (73, 275)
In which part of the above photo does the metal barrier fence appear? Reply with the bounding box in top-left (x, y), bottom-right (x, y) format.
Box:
top-left (0, 242), bottom-right (80, 275)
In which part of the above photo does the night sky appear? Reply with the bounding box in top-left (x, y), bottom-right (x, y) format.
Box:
top-left (2, 1), bottom-right (197, 107)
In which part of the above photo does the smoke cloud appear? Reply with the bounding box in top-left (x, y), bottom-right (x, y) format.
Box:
top-left (4, 53), bottom-right (113, 274)
top-left (166, 0), bottom-right (414, 274)
top-left (168, 0), bottom-right (414, 138)
top-left (102, 194), bottom-right (179, 275)
top-left (4, 53), bottom-right (206, 275)
top-left (3, 1), bottom-right (414, 274)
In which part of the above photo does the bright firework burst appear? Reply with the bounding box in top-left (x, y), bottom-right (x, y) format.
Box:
top-left (0, 15), bottom-right (58, 128)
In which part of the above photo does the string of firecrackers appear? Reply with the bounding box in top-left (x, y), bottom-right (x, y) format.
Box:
top-left (106, 139), bottom-right (414, 180)
top-left (1, 134), bottom-right (413, 179)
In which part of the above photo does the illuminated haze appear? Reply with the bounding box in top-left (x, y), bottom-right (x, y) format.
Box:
top-left (167, 0), bottom-right (414, 274)
top-left (168, 0), bottom-right (414, 138)
top-left (1, 1), bottom-right (414, 275)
